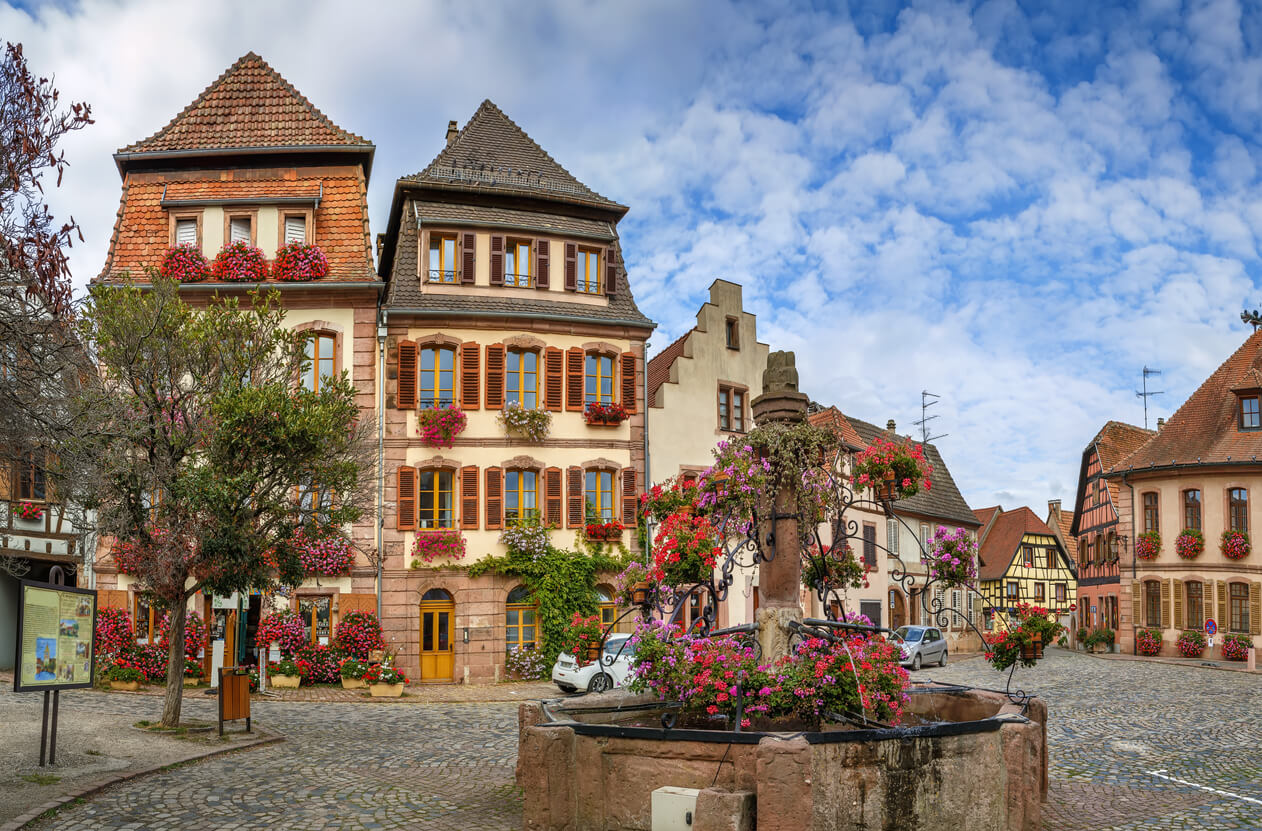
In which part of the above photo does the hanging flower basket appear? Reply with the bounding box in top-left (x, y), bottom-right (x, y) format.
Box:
top-left (801, 543), bottom-right (868, 592)
top-left (1136, 627), bottom-right (1163, 656)
top-left (585, 521), bottom-right (623, 542)
top-left (1176, 629), bottom-right (1206, 657)
top-left (1134, 531), bottom-right (1161, 560)
top-left (293, 527), bottom-right (356, 576)
top-left (584, 402), bottom-right (628, 426)
top-left (498, 401), bottom-right (551, 441)
top-left (650, 509), bottom-right (719, 586)
top-left (560, 613), bottom-right (605, 667)
top-left (614, 561), bottom-right (653, 606)
top-left (1221, 529), bottom-right (1250, 560)
top-left (409, 528), bottom-right (466, 567)
top-left (15, 501), bottom-right (44, 521)
top-left (924, 527), bottom-right (977, 587)
top-left (1174, 529), bottom-right (1203, 560)
top-left (851, 436), bottom-right (932, 500)
top-left (416, 404), bottom-right (467, 448)
top-left (1222, 633), bottom-right (1251, 661)
top-left (159, 243), bottom-right (210, 283)
top-left (211, 241), bottom-right (269, 282)
top-left (272, 242), bottom-right (328, 282)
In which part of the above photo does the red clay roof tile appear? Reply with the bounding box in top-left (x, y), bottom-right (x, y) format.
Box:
top-left (977, 506), bottom-right (1054, 581)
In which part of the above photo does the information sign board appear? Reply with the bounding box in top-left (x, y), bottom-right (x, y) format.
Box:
top-left (14, 580), bottom-right (98, 693)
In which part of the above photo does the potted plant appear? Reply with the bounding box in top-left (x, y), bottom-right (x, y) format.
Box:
top-left (272, 242), bottom-right (328, 282)
top-left (267, 658), bottom-right (303, 688)
top-left (1175, 529), bottom-right (1204, 560)
top-left (1014, 603), bottom-right (1063, 658)
top-left (211, 241), bottom-right (269, 282)
top-left (182, 658), bottom-right (203, 686)
top-left (15, 501), bottom-right (44, 521)
top-left (159, 243), bottom-right (210, 283)
top-left (1097, 628), bottom-right (1115, 652)
top-left (923, 527), bottom-right (977, 588)
top-left (583, 401), bottom-right (628, 426)
top-left (410, 527), bottom-right (466, 568)
top-left (1222, 633), bottom-right (1251, 661)
top-left (104, 660), bottom-right (144, 691)
top-left (255, 610), bottom-right (309, 658)
top-left (801, 543), bottom-right (868, 593)
top-left (851, 436), bottom-right (933, 500)
top-left (505, 644), bottom-right (548, 681)
top-left (560, 613), bottom-right (605, 667)
top-left (1076, 627), bottom-right (1088, 649)
top-left (416, 404), bottom-right (467, 448)
top-left (1134, 531), bottom-right (1161, 560)
top-left (339, 657), bottom-right (370, 689)
top-left (1136, 627), bottom-right (1163, 656)
top-left (1221, 529), bottom-right (1251, 560)
top-left (333, 611), bottom-right (387, 660)
top-left (498, 400), bottom-right (551, 441)
top-left (363, 661), bottom-right (408, 697)
top-left (614, 561), bottom-right (652, 607)
top-left (1177, 629), bottom-right (1207, 658)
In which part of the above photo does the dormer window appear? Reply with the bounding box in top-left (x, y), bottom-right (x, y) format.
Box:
top-left (225, 210), bottom-right (256, 245)
top-left (1241, 395), bottom-right (1261, 429)
top-left (504, 239), bottom-right (533, 288)
top-left (428, 234), bottom-right (458, 284)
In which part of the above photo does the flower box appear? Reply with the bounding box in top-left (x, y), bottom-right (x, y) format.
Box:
top-left (272, 242), bottom-right (328, 282)
top-left (498, 401), bottom-right (551, 441)
top-left (583, 402), bottom-right (628, 426)
top-left (585, 521), bottom-right (623, 542)
top-left (341, 677), bottom-right (366, 690)
top-left (159, 243), bottom-right (210, 283)
top-left (410, 528), bottom-right (466, 567)
top-left (15, 501), bottom-right (44, 521)
top-left (109, 680), bottom-right (140, 692)
top-left (416, 404), bottom-right (467, 448)
top-left (1091, 642), bottom-right (1107, 654)
top-left (211, 241), bottom-right (269, 282)
top-left (270, 674), bottom-right (301, 688)
top-left (369, 682), bottom-right (404, 698)
top-left (183, 676), bottom-right (202, 686)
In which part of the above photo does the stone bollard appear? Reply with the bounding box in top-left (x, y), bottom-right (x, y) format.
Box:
top-left (1249, 646), bottom-right (1257, 672)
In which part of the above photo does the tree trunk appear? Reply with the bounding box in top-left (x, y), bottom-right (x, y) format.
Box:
top-left (160, 601), bottom-right (187, 728)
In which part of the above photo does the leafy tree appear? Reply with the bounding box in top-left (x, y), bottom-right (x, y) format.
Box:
top-left (72, 277), bottom-right (373, 726)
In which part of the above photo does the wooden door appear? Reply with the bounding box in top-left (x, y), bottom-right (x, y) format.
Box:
top-left (891, 589), bottom-right (907, 629)
top-left (419, 598), bottom-right (455, 681)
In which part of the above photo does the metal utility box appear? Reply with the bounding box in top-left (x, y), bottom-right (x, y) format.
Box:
top-left (651, 786), bottom-right (699, 831)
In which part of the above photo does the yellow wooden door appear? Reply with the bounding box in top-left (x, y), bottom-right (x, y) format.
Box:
top-left (419, 599), bottom-right (455, 681)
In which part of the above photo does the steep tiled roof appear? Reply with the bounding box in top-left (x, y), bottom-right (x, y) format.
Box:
top-left (647, 331), bottom-right (691, 408)
top-left (1093, 421), bottom-right (1155, 470)
top-left (977, 506), bottom-right (1054, 581)
top-left (97, 175), bottom-right (375, 283)
top-left (806, 406), bottom-right (865, 451)
top-left (844, 416), bottom-right (979, 527)
top-left (403, 100), bottom-right (622, 211)
top-left (1110, 330), bottom-right (1262, 473)
top-left (120, 53), bottom-right (371, 154)
top-left (414, 201), bottom-right (614, 241)
top-left (973, 506), bottom-right (1001, 531)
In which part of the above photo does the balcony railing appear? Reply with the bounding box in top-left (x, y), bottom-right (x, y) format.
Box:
top-left (427, 269), bottom-right (458, 284)
top-left (504, 272), bottom-right (534, 288)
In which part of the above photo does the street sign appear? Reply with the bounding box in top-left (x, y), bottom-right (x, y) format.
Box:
top-left (1070, 603), bottom-right (1077, 611)
top-left (1205, 619), bottom-right (1218, 636)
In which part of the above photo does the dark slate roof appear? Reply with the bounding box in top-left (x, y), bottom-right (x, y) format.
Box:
top-left (403, 100), bottom-right (623, 211)
top-left (844, 415), bottom-right (979, 527)
top-left (413, 201), bottom-right (614, 241)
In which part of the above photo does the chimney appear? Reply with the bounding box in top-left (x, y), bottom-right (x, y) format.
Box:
top-left (446, 120), bottom-right (459, 146)
top-left (375, 233), bottom-right (385, 261)
top-left (886, 419), bottom-right (896, 431)
top-left (1048, 498), bottom-right (1061, 518)
top-left (1156, 418), bottom-right (1165, 430)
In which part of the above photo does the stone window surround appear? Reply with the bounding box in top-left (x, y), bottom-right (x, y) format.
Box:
top-left (223, 206), bottom-right (259, 246)
top-left (292, 320), bottom-right (345, 388)
top-left (167, 209), bottom-right (204, 248)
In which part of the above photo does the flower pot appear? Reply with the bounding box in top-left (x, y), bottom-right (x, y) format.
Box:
top-left (341, 677), bottom-right (366, 690)
top-left (369, 682), bottom-right (404, 698)
top-left (367, 649), bottom-right (386, 662)
top-left (1035, 637), bottom-right (1044, 660)
top-left (1092, 643), bottom-right (1107, 654)
top-left (1020, 634), bottom-right (1041, 661)
top-left (586, 645), bottom-right (602, 662)
top-left (183, 676), bottom-right (202, 686)
top-left (270, 674), bottom-right (301, 688)
top-left (631, 582), bottom-right (650, 605)
top-left (109, 680), bottom-right (140, 692)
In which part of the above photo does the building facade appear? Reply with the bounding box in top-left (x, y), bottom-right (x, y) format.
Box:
top-left (377, 101), bottom-right (654, 683)
top-left (975, 506), bottom-right (1078, 631)
top-left (1105, 331), bottom-right (1262, 658)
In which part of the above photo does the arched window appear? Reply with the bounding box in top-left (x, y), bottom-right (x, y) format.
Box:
top-left (1183, 489), bottom-right (1201, 531)
top-left (506, 349), bottom-right (539, 409)
top-left (585, 469), bottom-right (615, 521)
top-left (418, 469), bottom-right (454, 528)
top-left (422, 588), bottom-right (452, 602)
top-left (505, 469), bottom-right (540, 525)
top-left (1142, 492), bottom-right (1159, 534)
top-left (584, 353), bottom-right (614, 405)
top-left (1229, 488), bottom-right (1249, 532)
top-left (506, 586), bottom-right (538, 652)
top-left (303, 332), bottom-right (337, 392)
top-left (596, 585), bottom-right (616, 627)
top-left (419, 346), bottom-right (455, 409)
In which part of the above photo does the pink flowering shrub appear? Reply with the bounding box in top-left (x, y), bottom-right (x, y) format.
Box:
top-left (129, 643), bottom-right (169, 682)
top-left (1221, 529), bottom-right (1250, 560)
top-left (924, 527), bottom-right (977, 587)
top-left (1136, 627), bottom-right (1163, 656)
top-left (159, 243), bottom-right (210, 282)
top-left (416, 404), bottom-right (467, 448)
top-left (1176, 629), bottom-right (1206, 657)
top-left (410, 528), bottom-right (466, 567)
top-left (158, 610), bottom-right (208, 661)
top-left (211, 241), bottom-right (269, 282)
top-left (256, 610), bottom-right (309, 658)
top-left (272, 242), bottom-right (328, 281)
top-left (293, 527), bottom-right (355, 576)
top-left (1222, 633), bottom-right (1251, 661)
top-left (294, 643), bottom-right (344, 685)
top-left (333, 611), bottom-right (386, 659)
top-left (94, 607), bottom-right (135, 659)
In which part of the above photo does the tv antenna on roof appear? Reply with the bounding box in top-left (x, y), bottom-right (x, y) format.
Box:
top-left (914, 391), bottom-right (947, 444)
top-left (1242, 308), bottom-right (1262, 330)
top-left (1136, 366), bottom-right (1164, 430)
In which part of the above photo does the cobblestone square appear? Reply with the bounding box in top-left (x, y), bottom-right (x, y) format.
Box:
top-left (17, 650), bottom-right (1262, 830)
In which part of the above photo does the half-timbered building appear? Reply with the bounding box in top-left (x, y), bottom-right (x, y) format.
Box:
top-left (975, 506), bottom-right (1078, 630)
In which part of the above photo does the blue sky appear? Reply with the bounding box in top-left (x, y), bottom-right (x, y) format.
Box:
top-left (5, 0), bottom-right (1262, 515)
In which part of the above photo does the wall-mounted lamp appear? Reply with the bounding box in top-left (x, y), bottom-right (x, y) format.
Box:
top-left (463, 627), bottom-right (470, 644)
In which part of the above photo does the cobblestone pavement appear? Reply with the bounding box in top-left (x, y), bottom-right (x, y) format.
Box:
top-left (27, 650), bottom-right (1262, 830)
top-left (106, 678), bottom-right (560, 704)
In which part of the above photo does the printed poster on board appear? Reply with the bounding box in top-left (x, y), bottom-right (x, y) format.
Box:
top-left (15, 580), bottom-right (98, 692)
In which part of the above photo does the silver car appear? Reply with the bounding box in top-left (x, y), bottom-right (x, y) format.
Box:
top-left (893, 626), bottom-right (948, 670)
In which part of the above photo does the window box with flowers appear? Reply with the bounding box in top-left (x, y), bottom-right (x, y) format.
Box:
top-left (1136, 627), bottom-right (1163, 656)
top-left (585, 521), bottom-right (622, 542)
top-left (1222, 633), bottom-right (1251, 661)
top-left (851, 436), bottom-right (933, 500)
top-left (1175, 529), bottom-right (1204, 560)
top-left (498, 400), bottom-right (551, 442)
top-left (1177, 629), bottom-right (1206, 658)
top-left (272, 242), bottom-right (328, 282)
top-left (1221, 529), bottom-right (1250, 560)
top-left (410, 528), bottom-right (466, 568)
top-left (1134, 531), bottom-right (1161, 561)
top-left (339, 657), bottom-right (370, 689)
top-left (416, 404), bottom-right (467, 449)
top-left (364, 661), bottom-right (408, 697)
top-left (267, 658), bottom-right (303, 688)
top-left (159, 243), bottom-right (210, 283)
top-left (211, 241), bottom-right (269, 282)
top-left (15, 501), bottom-right (44, 521)
top-left (584, 401), bottom-right (627, 426)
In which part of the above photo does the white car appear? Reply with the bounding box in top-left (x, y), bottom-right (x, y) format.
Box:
top-left (552, 634), bottom-right (636, 693)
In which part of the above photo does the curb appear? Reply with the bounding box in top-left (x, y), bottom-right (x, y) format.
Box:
top-left (1069, 647), bottom-right (1261, 675)
top-left (1, 728), bottom-right (285, 831)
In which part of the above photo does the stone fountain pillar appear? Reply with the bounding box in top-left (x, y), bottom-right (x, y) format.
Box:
top-left (751, 351), bottom-right (810, 664)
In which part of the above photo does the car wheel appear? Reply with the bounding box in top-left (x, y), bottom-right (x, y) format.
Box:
top-left (911, 653), bottom-right (921, 671)
top-left (939, 649), bottom-right (948, 667)
top-left (588, 672), bottom-right (613, 693)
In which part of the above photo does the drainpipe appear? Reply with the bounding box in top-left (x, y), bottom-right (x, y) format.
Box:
top-left (1123, 470), bottom-right (1136, 656)
top-left (642, 339), bottom-right (651, 563)
top-left (377, 311), bottom-right (387, 620)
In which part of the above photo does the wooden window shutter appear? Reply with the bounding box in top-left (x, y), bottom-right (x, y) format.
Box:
top-left (605, 246), bottom-right (618, 298)
top-left (1217, 580), bottom-right (1228, 631)
top-left (100, 589), bottom-right (129, 610)
top-left (1130, 581), bottom-right (1142, 629)
top-left (461, 232), bottom-right (476, 284)
top-left (460, 342), bottom-right (481, 410)
top-left (1160, 579), bottom-right (1171, 629)
top-left (621, 467), bottom-right (638, 526)
top-left (619, 352), bottom-right (637, 413)
top-left (460, 465), bottom-right (479, 530)
top-left (536, 240), bottom-right (550, 289)
top-left (489, 235), bottom-right (504, 286)
top-left (544, 467), bottom-right (563, 528)
top-left (341, 593), bottom-right (377, 614)
top-left (485, 467), bottom-right (503, 530)
top-left (397, 340), bottom-right (418, 410)
top-left (543, 347), bottom-right (564, 412)
top-left (565, 347), bottom-right (585, 411)
top-left (1251, 582), bottom-right (1261, 636)
top-left (566, 466), bottom-right (584, 528)
top-left (396, 466), bottom-right (417, 531)
top-left (564, 242), bottom-right (577, 291)
top-left (485, 344), bottom-right (506, 408)
top-left (1172, 581), bottom-right (1183, 630)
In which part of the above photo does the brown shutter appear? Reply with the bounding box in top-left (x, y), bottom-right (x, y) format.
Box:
top-left (544, 467), bottom-right (563, 528)
top-left (1130, 581), bottom-right (1141, 630)
top-left (397, 340), bottom-right (417, 410)
top-left (1251, 582), bottom-right (1261, 636)
top-left (459, 342), bottom-right (481, 410)
top-left (340, 593), bottom-right (377, 614)
top-left (565, 347), bottom-right (585, 412)
top-left (1217, 580), bottom-right (1228, 631)
top-left (564, 242), bottom-right (577, 291)
top-left (461, 232), bottom-right (476, 284)
top-left (567, 466), bottom-right (584, 529)
top-left (489, 235), bottom-right (504, 286)
top-left (619, 352), bottom-right (637, 413)
top-left (99, 589), bottom-right (129, 610)
top-left (543, 347), bottom-right (564, 412)
top-left (1173, 580), bottom-right (1184, 631)
top-left (1160, 579), bottom-right (1171, 629)
top-left (460, 465), bottom-right (479, 530)
top-left (396, 466), bottom-right (417, 531)
top-left (621, 467), bottom-right (638, 526)
top-left (536, 240), bottom-right (550, 289)
top-left (485, 467), bottom-right (503, 530)
top-left (605, 246), bottom-right (618, 298)
top-left (0, 462), bottom-right (10, 501)
top-left (485, 344), bottom-right (506, 409)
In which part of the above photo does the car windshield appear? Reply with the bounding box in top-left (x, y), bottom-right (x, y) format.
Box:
top-left (603, 637), bottom-right (633, 658)
top-left (894, 626), bottom-right (925, 643)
